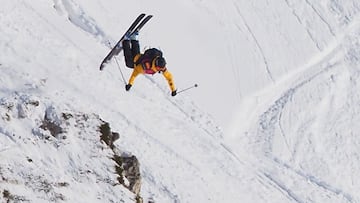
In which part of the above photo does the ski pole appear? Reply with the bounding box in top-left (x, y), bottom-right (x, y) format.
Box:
top-left (177, 84), bottom-right (198, 94)
top-left (114, 56), bottom-right (127, 85)
top-left (107, 41), bottom-right (127, 85)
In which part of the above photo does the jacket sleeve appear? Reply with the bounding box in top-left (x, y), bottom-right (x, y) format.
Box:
top-left (128, 54), bottom-right (144, 85)
top-left (128, 68), bottom-right (141, 85)
top-left (162, 69), bottom-right (176, 92)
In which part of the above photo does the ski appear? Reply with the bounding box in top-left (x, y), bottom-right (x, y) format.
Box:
top-left (111, 15), bottom-right (153, 58)
top-left (130, 15), bottom-right (153, 36)
top-left (100, 13), bottom-right (146, 70)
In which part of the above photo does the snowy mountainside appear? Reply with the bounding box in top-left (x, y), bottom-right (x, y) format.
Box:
top-left (227, 1), bottom-right (360, 202)
top-left (219, 0), bottom-right (360, 131)
top-left (0, 93), bottom-right (136, 202)
top-left (0, 1), bottom-right (254, 203)
top-left (2, 0), bottom-right (360, 203)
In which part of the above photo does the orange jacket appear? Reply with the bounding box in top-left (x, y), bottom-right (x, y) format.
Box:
top-left (128, 54), bottom-right (176, 92)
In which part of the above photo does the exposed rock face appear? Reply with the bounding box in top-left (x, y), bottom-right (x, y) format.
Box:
top-left (99, 121), bottom-right (142, 199)
top-left (121, 155), bottom-right (141, 195)
top-left (99, 122), bottom-right (119, 150)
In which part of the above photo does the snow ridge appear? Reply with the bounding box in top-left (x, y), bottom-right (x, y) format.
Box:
top-left (53, 0), bottom-right (110, 46)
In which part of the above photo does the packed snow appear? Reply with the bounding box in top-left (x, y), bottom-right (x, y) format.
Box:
top-left (1, 0), bottom-right (360, 202)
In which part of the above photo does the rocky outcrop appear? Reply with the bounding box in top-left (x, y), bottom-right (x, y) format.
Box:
top-left (121, 155), bottom-right (141, 195)
top-left (99, 121), bottom-right (142, 201)
top-left (0, 94), bottom-right (143, 202)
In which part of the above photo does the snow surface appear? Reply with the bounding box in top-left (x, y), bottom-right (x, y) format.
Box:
top-left (1, 0), bottom-right (360, 202)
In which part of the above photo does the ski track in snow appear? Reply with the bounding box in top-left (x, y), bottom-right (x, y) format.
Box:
top-left (249, 15), bottom-right (360, 203)
top-left (283, 0), bottom-right (322, 51)
top-left (219, 141), bottom-right (329, 203)
top-left (284, 0), bottom-right (337, 51)
top-left (256, 13), bottom-right (360, 155)
top-left (233, 2), bottom-right (275, 83)
top-left (263, 173), bottom-right (304, 203)
top-left (256, 40), bottom-right (345, 156)
top-left (271, 157), bottom-right (355, 202)
top-left (256, 62), bottom-right (345, 202)
top-left (304, 0), bottom-right (336, 37)
top-left (141, 168), bottom-right (181, 202)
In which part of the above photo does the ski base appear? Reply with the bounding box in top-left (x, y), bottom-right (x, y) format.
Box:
top-left (99, 14), bottom-right (152, 71)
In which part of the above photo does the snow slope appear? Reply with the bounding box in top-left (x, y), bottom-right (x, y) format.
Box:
top-left (226, 1), bottom-right (360, 202)
top-left (1, 0), bottom-right (360, 202)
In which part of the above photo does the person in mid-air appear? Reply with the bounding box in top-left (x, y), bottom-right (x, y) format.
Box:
top-left (122, 32), bottom-right (177, 96)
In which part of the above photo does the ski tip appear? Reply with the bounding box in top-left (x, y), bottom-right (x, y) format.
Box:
top-left (194, 84), bottom-right (198, 87)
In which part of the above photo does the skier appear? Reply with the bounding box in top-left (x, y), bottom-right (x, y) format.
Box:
top-left (122, 33), bottom-right (177, 96)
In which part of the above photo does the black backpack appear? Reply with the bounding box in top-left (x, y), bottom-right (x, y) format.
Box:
top-left (135, 48), bottom-right (163, 66)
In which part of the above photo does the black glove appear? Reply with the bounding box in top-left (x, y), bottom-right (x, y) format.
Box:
top-left (171, 90), bottom-right (177, 97)
top-left (125, 84), bottom-right (132, 91)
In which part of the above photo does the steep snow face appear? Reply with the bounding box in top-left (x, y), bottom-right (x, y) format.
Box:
top-left (2, 0), bottom-right (360, 203)
top-left (226, 1), bottom-right (360, 202)
top-left (0, 1), bottom-right (249, 203)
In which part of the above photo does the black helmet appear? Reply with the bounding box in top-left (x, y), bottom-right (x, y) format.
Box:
top-left (155, 57), bottom-right (166, 68)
